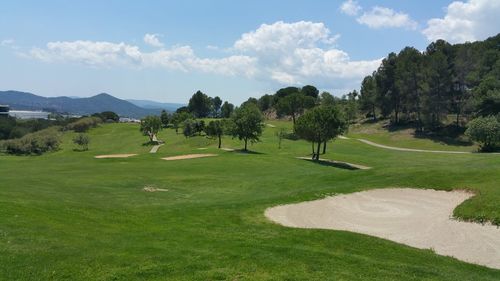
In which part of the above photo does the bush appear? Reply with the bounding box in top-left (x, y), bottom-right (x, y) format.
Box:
top-left (2, 127), bottom-right (62, 155)
top-left (465, 115), bottom-right (500, 152)
top-left (73, 133), bottom-right (90, 151)
top-left (66, 117), bottom-right (102, 133)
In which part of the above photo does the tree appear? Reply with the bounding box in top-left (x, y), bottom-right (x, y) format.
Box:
top-left (221, 101), bottom-right (234, 118)
top-left (140, 115), bottom-right (162, 143)
top-left (465, 115), bottom-right (500, 152)
top-left (206, 120), bottom-right (226, 148)
top-left (188, 90), bottom-right (212, 118)
top-left (73, 133), bottom-right (90, 151)
top-left (93, 111), bottom-right (119, 122)
top-left (257, 94), bottom-right (273, 112)
top-left (276, 92), bottom-right (315, 130)
top-left (360, 74), bottom-right (377, 120)
top-left (160, 110), bottom-right (170, 128)
top-left (301, 85), bottom-right (319, 99)
top-left (183, 119), bottom-right (195, 138)
top-left (320, 91), bottom-right (336, 106)
top-left (229, 104), bottom-right (264, 151)
top-left (171, 112), bottom-right (192, 134)
top-left (275, 128), bottom-right (286, 149)
top-left (212, 96), bottom-right (222, 117)
top-left (295, 106), bottom-right (347, 160)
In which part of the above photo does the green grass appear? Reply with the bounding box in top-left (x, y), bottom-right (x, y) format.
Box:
top-left (347, 120), bottom-right (479, 152)
top-left (0, 121), bottom-right (499, 280)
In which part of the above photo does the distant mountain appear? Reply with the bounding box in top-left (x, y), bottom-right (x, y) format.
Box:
top-left (0, 91), bottom-right (160, 118)
top-left (127, 99), bottom-right (185, 112)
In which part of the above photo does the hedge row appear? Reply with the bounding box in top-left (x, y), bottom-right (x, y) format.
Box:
top-left (0, 127), bottom-right (62, 155)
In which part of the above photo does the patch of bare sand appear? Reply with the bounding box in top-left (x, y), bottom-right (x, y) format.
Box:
top-left (161, 153), bottom-right (217, 161)
top-left (94, 154), bottom-right (138, 159)
top-left (143, 186), bottom-right (168, 192)
top-left (265, 188), bottom-right (500, 269)
top-left (221, 148), bottom-right (235, 152)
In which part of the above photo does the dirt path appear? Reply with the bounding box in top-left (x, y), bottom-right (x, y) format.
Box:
top-left (150, 144), bottom-right (164, 153)
top-left (161, 153), bottom-right (217, 161)
top-left (265, 188), bottom-right (500, 269)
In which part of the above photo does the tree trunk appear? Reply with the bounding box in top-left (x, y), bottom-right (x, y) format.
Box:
top-left (292, 113), bottom-right (296, 131)
top-left (372, 105), bottom-right (377, 121)
top-left (311, 142), bottom-right (315, 160)
top-left (244, 138), bottom-right (248, 151)
top-left (218, 135), bottom-right (221, 149)
top-left (315, 140), bottom-right (321, 161)
top-left (322, 141), bottom-right (327, 154)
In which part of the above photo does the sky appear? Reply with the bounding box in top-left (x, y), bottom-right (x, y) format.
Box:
top-left (1, 0), bottom-right (499, 104)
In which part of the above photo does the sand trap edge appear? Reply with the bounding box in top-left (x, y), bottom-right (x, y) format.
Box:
top-left (161, 153), bottom-right (218, 161)
top-left (94, 154), bottom-right (138, 159)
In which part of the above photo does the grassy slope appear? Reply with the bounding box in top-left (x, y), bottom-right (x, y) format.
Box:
top-left (0, 122), bottom-right (499, 280)
top-left (347, 120), bottom-right (479, 152)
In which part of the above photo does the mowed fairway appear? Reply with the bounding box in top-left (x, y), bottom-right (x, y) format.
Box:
top-left (1, 122), bottom-right (499, 280)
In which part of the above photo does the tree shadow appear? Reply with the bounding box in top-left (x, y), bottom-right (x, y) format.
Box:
top-left (299, 158), bottom-right (361, 170)
top-left (231, 149), bottom-right (265, 155)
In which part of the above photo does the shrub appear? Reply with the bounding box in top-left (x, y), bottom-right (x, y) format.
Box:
top-left (73, 133), bottom-right (90, 151)
top-left (67, 117), bottom-right (102, 133)
top-left (2, 127), bottom-right (62, 155)
top-left (465, 115), bottom-right (500, 152)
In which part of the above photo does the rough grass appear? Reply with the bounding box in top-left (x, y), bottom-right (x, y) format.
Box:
top-left (348, 120), bottom-right (479, 152)
top-left (0, 121), bottom-right (499, 280)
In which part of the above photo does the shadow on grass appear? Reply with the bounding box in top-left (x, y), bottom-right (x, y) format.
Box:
top-left (231, 149), bottom-right (265, 155)
top-left (298, 157), bottom-right (362, 170)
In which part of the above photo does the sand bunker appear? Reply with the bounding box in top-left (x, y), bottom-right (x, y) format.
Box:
top-left (94, 154), bottom-right (138, 159)
top-left (265, 188), bottom-right (500, 269)
top-left (143, 186), bottom-right (168, 192)
top-left (161, 153), bottom-right (217, 161)
top-left (221, 148), bottom-right (235, 152)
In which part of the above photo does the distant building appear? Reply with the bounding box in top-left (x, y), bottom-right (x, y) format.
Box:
top-left (0, 105), bottom-right (9, 116)
top-left (119, 117), bottom-right (141, 123)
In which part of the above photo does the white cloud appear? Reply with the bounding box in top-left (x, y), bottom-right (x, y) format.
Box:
top-left (340, 0), bottom-right (362, 16)
top-left (25, 21), bottom-right (381, 90)
top-left (357, 6), bottom-right (418, 30)
top-left (422, 0), bottom-right (500, 43)
top-left (29, 41), bottom-right (143, 66)
top-left (143, 33), bottom-right (164, 47)
top-left (234, 21), bottom-right (339, 52)
top-left (1, 39), bottom-right (15, 46)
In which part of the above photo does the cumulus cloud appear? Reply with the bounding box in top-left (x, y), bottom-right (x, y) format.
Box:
top-left (357, 6), bottom-right (418, 30)
top-left (340, 0), bottom-right (362, 16)
top-left (234, 21), bottom-right (339, 52)
top-left (25, 21), bottom-right (381, 90)
top-left (143, 33), bottom-right (164, 47)
top-left (422, 0), bottom-right (500, 43)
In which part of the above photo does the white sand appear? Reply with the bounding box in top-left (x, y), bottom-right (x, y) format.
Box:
top-left (265, 188), bottom-right (500, 269)
top-left (161, 153), bottom-right (217, 161)
top-left (221, 148), bottom-right (235, 152)
top-left (94, 154), bottom-right (138, 159)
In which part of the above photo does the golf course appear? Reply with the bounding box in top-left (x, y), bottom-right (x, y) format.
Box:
top-left (1, 121), bottom-right (499, 280)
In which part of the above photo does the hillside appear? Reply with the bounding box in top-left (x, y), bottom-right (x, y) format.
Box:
top-left (0, 91), bottom-right (159, 118)
top-left (126, 99), bottom-right (184, 112)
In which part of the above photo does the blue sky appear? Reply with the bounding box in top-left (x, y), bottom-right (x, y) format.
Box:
top-left (1, 0), bottom-right (499, 104)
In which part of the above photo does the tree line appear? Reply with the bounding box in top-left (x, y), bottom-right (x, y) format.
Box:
top-left (358, 34), bottom-right (500, 132)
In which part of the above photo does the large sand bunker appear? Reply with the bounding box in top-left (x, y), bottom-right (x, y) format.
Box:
top-left (265, 188), bottom-right (500, 269)
top-left (94, 154), bottom-right (138, 159)
top-left (161, 153), bottom-right (217, 161)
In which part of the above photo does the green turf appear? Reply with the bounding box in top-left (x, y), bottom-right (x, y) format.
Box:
top-left (347, 121), bottom-right (479, 152)
top-left (1, 121), bottom-right (499, 280)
